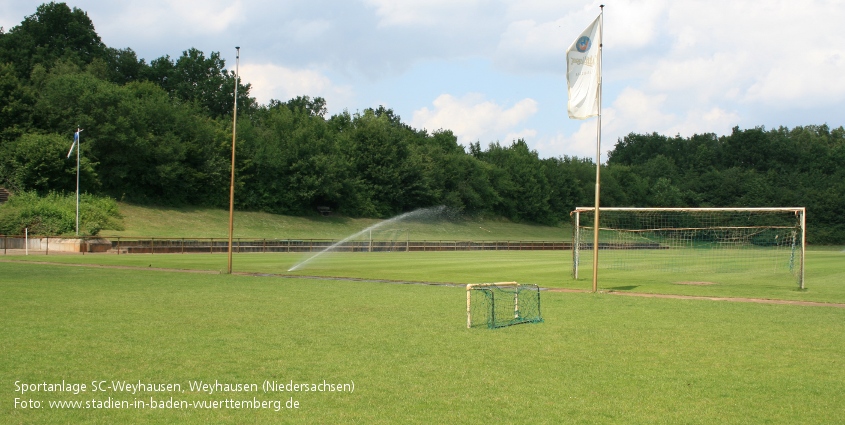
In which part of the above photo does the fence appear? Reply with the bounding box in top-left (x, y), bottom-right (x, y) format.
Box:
top-left (1, 235), bottom-right (572, 255)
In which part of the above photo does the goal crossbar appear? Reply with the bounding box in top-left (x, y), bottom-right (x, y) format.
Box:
top-left (573, 207), bottom-right (806, 212)
top-left (606, 225), bottom-right (797, 233)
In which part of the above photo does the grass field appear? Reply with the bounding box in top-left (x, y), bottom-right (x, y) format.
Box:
top-left (4, 247), bottom-right (844, 302)
top-left (2, 260), bottom-right (844, 424)
top-left (3, 204), bottom-right (844, 422)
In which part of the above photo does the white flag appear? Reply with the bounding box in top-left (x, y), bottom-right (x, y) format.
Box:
top-left (567, 15), bottom-right (602, 119)
top-left (67, 131), bottom-right (79, 159)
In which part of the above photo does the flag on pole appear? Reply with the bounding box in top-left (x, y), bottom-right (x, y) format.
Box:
top-left (567, 15), bottom-right (602, 119)
top-left (67, 131), bottom-right (79, 159)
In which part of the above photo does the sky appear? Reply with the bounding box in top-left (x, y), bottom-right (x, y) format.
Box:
top-left (3, 0), bottom-right (845, 160)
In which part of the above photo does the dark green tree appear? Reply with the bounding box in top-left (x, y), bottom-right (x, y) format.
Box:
top-left (0, 132), bottom-right (97, 193)
top-left (477, 139), bottom-right (553, 223)
top-left (0, 62), bottom-right (35, 143)
top-left (0, 2), bottom-right (105, 79)
top-left (147, 48), bottom-right (255, 118)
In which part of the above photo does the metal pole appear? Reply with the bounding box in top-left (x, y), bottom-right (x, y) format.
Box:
top-left (800, 207), bottom-right (806, 290)
top-left (574, 211), bottom-right (580, 279)
top-left (75, 129), bottom-right (83, 236)
top-left (591, 5), bottom-right (604, 293)
top-left (227, 46), bottom-right (240, 274)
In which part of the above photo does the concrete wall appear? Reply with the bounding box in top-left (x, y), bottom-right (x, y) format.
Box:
top-left (0, 237), bottom-right (111, 252)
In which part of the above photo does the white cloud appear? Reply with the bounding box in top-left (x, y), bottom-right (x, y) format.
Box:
top-left (745, 48), bottom-right (845, 105)
top-left (604, 0), bottom-right (666, 49)
top-left (411, 94), bottom-right (538, 146)
top-left (494, 0), bottom-right (667, 74)
top-left (650, 1), bottom-right (845, 107)
top-left (648, 53), bottom-right (749, 99)
top-left (535, 123), bottom-right (600, 159)
top-left (603, 89), bottom-right (740, 149)
top-left (99, 0), bottom-right (245, 40)
top-left (238, 63), bottom-right (353, 112)
top-left (362, 0), bottom-right (489, 27)
top-left (535, 88), bottom-right (740, 159)
top-left (607, 88), bottom-right (675, 132)
top-left (665, 107), bottom-right (740, 137)
top-left (494, 18), bottom-right (569, 72)
top-left (288, 19), bottom-right (333, 43)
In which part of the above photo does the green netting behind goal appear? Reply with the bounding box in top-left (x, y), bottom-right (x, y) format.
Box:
top-left (467, 283), bottom-right (543, 329)
top-left (571, 208), bottom-right (805, 288)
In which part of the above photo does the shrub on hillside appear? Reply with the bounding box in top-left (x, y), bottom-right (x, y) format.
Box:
top-left (0, 191), bottom-right (123, 236)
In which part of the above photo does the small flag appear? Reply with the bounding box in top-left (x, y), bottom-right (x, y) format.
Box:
top-left (567, 15), bottom-right (602, 119)
top-left (67, 131), bottom-right (79, 159)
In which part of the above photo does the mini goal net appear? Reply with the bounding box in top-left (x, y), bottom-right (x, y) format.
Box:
top-left (467, 282), bottom-right (543, 329)
top-left (571, 207), bottom-right (806, 289)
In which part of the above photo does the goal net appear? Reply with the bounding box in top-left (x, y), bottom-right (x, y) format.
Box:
top-left (467, 282), bottom-right (543, 329)
top-left (571, 208), bottom-right (806, 289)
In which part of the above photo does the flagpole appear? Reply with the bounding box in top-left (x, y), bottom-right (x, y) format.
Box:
top-left (75, 128), bottom-right (82, 236)
top-left (591, 5), bottom-right (604, 293)
top-left (227, 47), bottom-right (240, 274)
top-left (566, 8), bottom-right (603, 291)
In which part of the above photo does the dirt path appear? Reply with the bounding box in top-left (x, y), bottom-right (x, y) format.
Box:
top-left (545, 288), bottom-right (845, 308)
top-left (0, 259), bottom-right (221, 274)
top-left (4, 259), bottom-right (845, 308)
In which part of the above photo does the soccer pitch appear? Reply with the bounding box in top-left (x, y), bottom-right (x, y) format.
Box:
top-left (2, 251), bottom-right (845, 423)
top-left (5, 248), bottom-right (844, 302)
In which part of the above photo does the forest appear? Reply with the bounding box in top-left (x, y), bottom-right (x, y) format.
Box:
top-left (0, 3), bottom-right (843, 243)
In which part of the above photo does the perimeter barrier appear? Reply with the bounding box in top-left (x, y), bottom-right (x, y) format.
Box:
top-left (1, 235), bottom-right (573, 255)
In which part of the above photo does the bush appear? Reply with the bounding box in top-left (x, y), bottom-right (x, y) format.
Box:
top-left (0, 191), bottom-right (123, 235)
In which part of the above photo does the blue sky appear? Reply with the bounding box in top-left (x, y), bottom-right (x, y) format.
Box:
top-left (3, 0), bottom-right (845, 159)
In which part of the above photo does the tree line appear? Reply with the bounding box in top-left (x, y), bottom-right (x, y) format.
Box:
top-left (0, 3), bottom-right (843, 243)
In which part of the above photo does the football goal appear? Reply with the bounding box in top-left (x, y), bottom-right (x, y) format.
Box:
top-left (466, 282), bottom-right (543, 329)
top-left (571, 207), bottom-right (806, 289)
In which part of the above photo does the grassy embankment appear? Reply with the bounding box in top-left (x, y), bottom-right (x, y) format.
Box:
top-left (105, 203), bottom-right (571, 240)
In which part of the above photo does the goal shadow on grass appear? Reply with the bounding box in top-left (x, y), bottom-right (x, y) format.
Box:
top-left (606, 285), bottom-right (640, 291)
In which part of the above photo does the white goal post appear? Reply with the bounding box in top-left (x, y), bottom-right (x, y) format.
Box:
top-left (571, 207), bottom-right (806, 289)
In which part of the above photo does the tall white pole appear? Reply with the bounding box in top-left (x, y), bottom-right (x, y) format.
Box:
top-left (800, 207), bottom-right (806, 290)
top-left (591, 5), bottom-right (604, 293)
top-left (75, 128), bottom-right (83, 236)
top-left (227, 47), bottom-right (240, 274)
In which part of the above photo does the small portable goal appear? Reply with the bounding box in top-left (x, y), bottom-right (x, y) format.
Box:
top-left (466, 282), bottom-right (543, 329)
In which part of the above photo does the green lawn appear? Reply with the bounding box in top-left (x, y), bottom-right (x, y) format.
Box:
top-left (1, 262), bottom-right (844, 424)
top-left (4, 248), bottom-right (844, 303)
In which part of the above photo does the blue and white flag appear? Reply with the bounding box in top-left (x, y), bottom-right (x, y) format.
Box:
top-left (567, 15), bottom-right (602, 119)
top-left (67, 131), bottom-right (79, 159)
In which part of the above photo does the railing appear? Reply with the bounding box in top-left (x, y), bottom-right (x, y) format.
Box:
top-left (1, 235), bottom-right (573, 255)
top-left (108, 238), bottom-right (573, 253)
